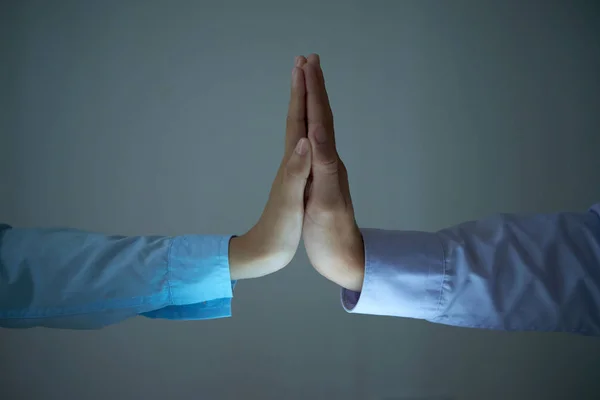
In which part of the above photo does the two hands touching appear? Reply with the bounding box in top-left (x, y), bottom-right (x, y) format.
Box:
top-left (2, 54), bottom-right (598, 334)
top-left (229, 54), bottom-right (365, 292)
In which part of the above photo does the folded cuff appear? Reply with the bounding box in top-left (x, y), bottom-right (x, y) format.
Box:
top-left (167, 235), bottom-right (234, 305)
top-left (342, 228), bottom-right (445, 320)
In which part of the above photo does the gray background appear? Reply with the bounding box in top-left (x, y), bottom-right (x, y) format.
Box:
top-left (1, 0), bottom-right (600, 399)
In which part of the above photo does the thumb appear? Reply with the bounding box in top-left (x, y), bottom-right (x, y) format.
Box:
top-left (283, 138), bottom-right (312, 201)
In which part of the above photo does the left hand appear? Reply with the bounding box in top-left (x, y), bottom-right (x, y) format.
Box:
top-left (229, 56), bottom-right (312, 280)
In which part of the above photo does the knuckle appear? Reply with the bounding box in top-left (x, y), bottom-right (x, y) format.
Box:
top-left (284, 164), bottom-right (307, 182)
top-left (286, 115), bottom-right (305, 124)
top-left (339, 160), bottom-right (348, 177)
top-left (315, 157), bottom-right (339, 175)
top-left (306, 204), bottom-right (340, 225)
top-left (307, 116), bottom-right (333, 127)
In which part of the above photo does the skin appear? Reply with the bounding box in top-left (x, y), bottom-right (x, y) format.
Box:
top-left (228, 54), bottom-right (365, 292)
top-left (301, 54), bottom-right (365, 292)
top-left (228, 56), bottom-right (312, 280)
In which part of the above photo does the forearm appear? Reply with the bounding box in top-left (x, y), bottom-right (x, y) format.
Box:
top-left (344, 206), bottom-right (600, 335)
top-left (0, 225), bottom-right (235, 329)
top-left (434, 209), bottom-right (600, 333)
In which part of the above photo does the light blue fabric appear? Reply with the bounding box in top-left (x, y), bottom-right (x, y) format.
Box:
top-left (344, 204), bottom-right (600, 335)
top-left (0, 224), bottom-right (235, 329)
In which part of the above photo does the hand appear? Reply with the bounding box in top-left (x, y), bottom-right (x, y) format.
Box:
top-left (229, 56), bottom-right (311, 280)
top-left (301, 54), bottom-right (365, 292)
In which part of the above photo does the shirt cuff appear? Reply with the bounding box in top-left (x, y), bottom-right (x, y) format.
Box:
top-left (341, 228), bottom-right (445, 319)
top-left (141, 297), bottom-right (232, 320)
top-left (167, 235), bottom-right (234, 305)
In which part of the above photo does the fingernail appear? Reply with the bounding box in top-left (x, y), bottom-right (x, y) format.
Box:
top-left (295, 56), bottom-right (303, 66)
top-left (295, 138), bottom-right (308, 155)
top-left (292, 67), bottom-right (299, 86)
top-left (314, 127), bottom-right (327, 144)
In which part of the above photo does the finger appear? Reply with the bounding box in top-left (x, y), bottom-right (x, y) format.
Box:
top-left (303, 62), bottom-right (337, 170)
top-left (307, 53), bottom-right (326, 86)
top-left (303, 61), bottom-right (343, 209)
top-left (296, 55), bottom-right (307, 67)
top-left (306, 53), bottom-right (331, 121)
top-left (285, 61), bottom-right (307, 158)
top-left (303, 55), bottom-right (331, 125)
top-left (303, 59), bottom-right (334, 136)
top-left (283, 138), bottom-right (312, 202)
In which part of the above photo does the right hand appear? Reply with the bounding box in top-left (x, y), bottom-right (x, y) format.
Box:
top-left (228, 56), bottom-right (312, 280)
top-left (301, 54), bottom-right (366, 292)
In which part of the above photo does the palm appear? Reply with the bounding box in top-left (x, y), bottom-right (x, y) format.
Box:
top-left (257, 166), bottom-right (306, 266)
top-left (303, 187), bottom-right (364, 291)
top-left (302, 208), bottom-right (334, 280)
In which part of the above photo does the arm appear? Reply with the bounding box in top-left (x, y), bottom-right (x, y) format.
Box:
top-left (1, 55), bottom-right (313, 330)
top-left (343, 206), bottom-right (600, 335)
top-left (0, 224), bottom-right (235, 329)
top-left (300, 54), bottom-right (600, 335)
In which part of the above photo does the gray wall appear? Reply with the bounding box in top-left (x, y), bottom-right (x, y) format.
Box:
top-left (1, 1), bottom-right (600, 399)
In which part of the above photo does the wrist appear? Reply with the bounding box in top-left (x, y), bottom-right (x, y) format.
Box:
top-left (228, 230), bottom-right (292, 280)
top-left (336, 226), bottom-right (365, 292)
top-left (349, 229), bottom-right (366, 291)
top-left (228, 234), bottom-right (256, 280)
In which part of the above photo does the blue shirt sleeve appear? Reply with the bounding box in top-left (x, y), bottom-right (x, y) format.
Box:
top-left (0, 224), bottom-right (236, 329)
top-left (343, 204), bottom-right (600, 335)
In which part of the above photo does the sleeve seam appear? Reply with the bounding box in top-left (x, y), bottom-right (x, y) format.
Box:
top-left (166, 236), bottom-right (175, 305)
top-left (434, 233), bottom-right (447, 319)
